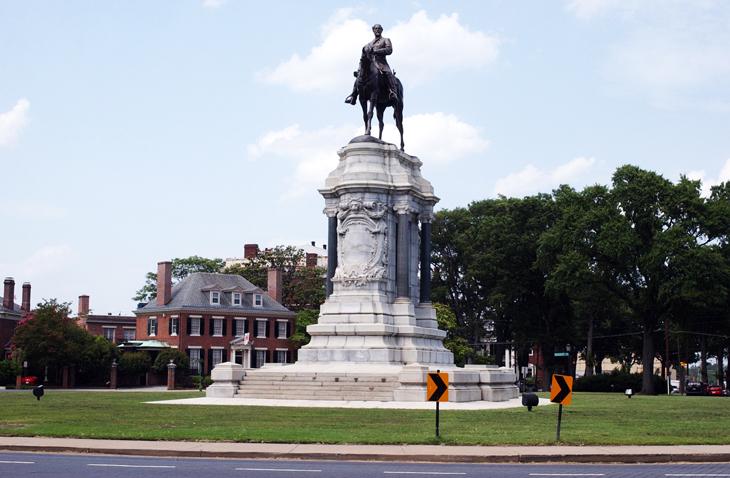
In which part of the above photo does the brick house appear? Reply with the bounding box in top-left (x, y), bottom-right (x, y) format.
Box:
top-left (134, 261), bottom-right (296, 375)
top-left (74, 295), bottom-right (136, 343)
top-left (1, 278), bottom-right (31, 358)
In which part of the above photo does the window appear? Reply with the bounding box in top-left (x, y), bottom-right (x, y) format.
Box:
top-left (254, 294), bottom-right (263, 307)
top-left (213, 318), bottom-right (223, 336)
top-left (210, 291), bottom-right (220, 305)
top-left (276, 349), bottom-right (288, 364)
top-left (189, 348), bottom-right (202, 374)
top-left (123, 328), bottom-right (135, 341)
top-left (277, 320), bottom-right (288, 339)
top-left (234, 318), bottom-right (246, 337)
top-left (170, 317), bottom-right (179, 336)
top-left (255, 349), bottom-right (267, 368)
top-left (148, 317), bottom-right (157, 337)
top-left (232, 292), bottom-right (242, 306)
top-left (190, 318), bottom-right (201, 336)
top-left (212, 348), bottom-right (223, 368)
top-left (103, 327), bottom-right (116, 341)
top-left (256, 319), bottom-right (268, 338)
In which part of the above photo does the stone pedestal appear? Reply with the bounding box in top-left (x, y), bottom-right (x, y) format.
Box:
top-left (110, 360), bottom-right (118, 389)
top-left (206, 362), bottom-right (244, 398)
top-left (166, 361), bottom-right (177, 390)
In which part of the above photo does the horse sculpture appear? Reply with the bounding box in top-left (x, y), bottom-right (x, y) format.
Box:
top-left (356, 52), bottom-right (404, 151)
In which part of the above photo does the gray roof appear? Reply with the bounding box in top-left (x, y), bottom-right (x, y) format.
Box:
top-left (0, 297), bottom-right (21, 316)
top-left (136, 272), bottom-right (291, 315)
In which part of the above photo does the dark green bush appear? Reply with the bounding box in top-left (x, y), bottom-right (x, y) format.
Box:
top-left (118, 351), bottom-right (151, 376)
top-left (574, 370), bottom-right (666, 394)
top-left (151, 349), bottom-right (189, 373)
top-left (0, 360), bottom-right (20, 385)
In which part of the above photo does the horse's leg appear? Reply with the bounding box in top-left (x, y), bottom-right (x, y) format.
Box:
top-left (366, 96), bottom-right (376, 136)
top-left (394, 104), bottom-right (404, 151)
top-left (360, 96), bottom-right (369, 135)
top-left (376, 104), bottom-right (385, 140)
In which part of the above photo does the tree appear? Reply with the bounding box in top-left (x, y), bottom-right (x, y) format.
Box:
top-left (434, 303), bottom-right (474, 366)
top-left (289, 309), bottom-right (318, 348)
top-left (133, 256), bottom-right (226, 302)
top-left (152, 348), bottom-right (189, 373)
top-left (118, 351), bottom-right (152, 376)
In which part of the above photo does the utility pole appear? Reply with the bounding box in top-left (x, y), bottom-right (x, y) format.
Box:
top-left (665, 318), bottom-right (670, 395)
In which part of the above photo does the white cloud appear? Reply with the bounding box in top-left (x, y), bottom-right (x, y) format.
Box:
top-left (0, 98), bottom-right (30, 146)
top-left (258, 10), bottom-right (499, 92)
top-left (0, 244), bottom-right (75, 279)
top-left (686, 158), bottom-right (730, 197)
top-left (201, 0), bottom-right (226, 8)
top-left (248, 113), bottom-right (489, 199)
top-left (494, 157), bottom-right (596, 197)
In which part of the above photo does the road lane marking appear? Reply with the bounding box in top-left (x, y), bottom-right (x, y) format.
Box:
top-left (87, 464), bottom-right (176, 468)
top-left (235, 468), bottom-right (321, 473)
top-left (529, 475), bottom-right (605, 477)
top-left (0, 460), bottom-right (35, 464)
top-left (665, 475), bottom-right (730, 477)
top-left (384, 472), bottom-right (466, 476)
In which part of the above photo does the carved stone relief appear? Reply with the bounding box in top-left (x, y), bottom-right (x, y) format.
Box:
top-left (333, 199), bottom-right (388, 287)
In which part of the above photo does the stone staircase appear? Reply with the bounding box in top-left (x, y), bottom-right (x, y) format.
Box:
top-left (236, 369), bottom-right (400, 401)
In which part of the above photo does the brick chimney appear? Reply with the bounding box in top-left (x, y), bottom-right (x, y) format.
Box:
top-left (21, 282), bottom-right (31, 312)
top-left (244, 243), bottom-right (259, 259)
top-left (78, 295), bottom-right (90, 316)
top-left (157, 261), bottom-right (172, 306)
top-left (3, 278), bottom-right (14, 310)
top-left (267, 268), bottom-right (282, 303)
top-left (306, 253), bottom-right (318, 268)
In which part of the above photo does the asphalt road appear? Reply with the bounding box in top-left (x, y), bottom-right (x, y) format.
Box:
top-left (2, 452), bottom-right (730, 478)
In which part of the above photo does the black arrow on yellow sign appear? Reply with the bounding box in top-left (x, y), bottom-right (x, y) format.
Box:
top-left (551, 375), bottom-right (572, 405)
top-left (427, 372), bottom-right (448, 402)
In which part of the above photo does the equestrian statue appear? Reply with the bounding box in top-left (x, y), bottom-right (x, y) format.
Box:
top-left (345, 23), bottom-right (404, 151)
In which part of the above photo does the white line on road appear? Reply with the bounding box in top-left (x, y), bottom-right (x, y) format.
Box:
top-left (87, 464), bottom-right (176, 469)
top-left (384, 472), bottom-right (467, 476)
top-left (0, 460), bottom-right (35, 464)
top-left (665, 475), bottom-right (730, 477)
top-left (529, 475), bottom-right (605, 477)
top-left (235, 468), bottom-right (322, 473)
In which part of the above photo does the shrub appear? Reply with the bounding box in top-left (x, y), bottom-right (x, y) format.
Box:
top-left (118, 351), bottom-right (151, 376)
top-left (152, 349), bottom-right (189, 374)
top-left (0, 360), bottom-right (20, 385)
top-left (574, 370), bottom-right (666, 394)
top-left (191, 374), bottom-right (212, 389)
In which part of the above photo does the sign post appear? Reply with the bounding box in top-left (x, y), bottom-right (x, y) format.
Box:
top-left (550, 374), bottom-right (573, 441)
top-left (426, 370), bottom-right (449, 438)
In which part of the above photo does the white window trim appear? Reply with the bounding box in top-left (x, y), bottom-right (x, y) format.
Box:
top-left (256, 318), bottom-right (268, 338)
top-left (148, 317), bottom-right (157, 337)
top-left (232, 292), bottom-right (242, 306)
top-left (276, 319), bottom-right (288, 339)
top-left (170, 316), bottom-right (179, 336)
top-left (188, 345), bottom-right (202, 349)
top-left (190, 317), bottom-right (202, 337)
top-left (210, 346), bottom-right (225, 349)
top-left (103, 326), bottom-right (117, 340)
top-left (213, 318), bottom-right (223, 337)
top-left (275, 348), bottom-right (289, 351)
top-left (210, 290), bottom-right (221, 305)
top-left (234, 318), bottom-right (246, 337)
top-left (253, 293), bottom-right (263, 308)
top-left (189, 315), bottom-right (202, 318)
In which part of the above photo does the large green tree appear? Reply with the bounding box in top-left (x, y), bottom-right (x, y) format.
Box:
top-left (133, 256), bottom-right (226, 302)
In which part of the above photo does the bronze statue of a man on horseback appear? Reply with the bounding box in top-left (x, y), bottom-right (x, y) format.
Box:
top-left (345, 23), bottom-right (405, 151)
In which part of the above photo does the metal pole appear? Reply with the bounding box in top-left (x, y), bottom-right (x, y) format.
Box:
top-left (665, 318), bottom-right (670, 395)
top-left (436, 401), bottom-right (440, 438)
top-left (556, 404), bottom-right (563, 442)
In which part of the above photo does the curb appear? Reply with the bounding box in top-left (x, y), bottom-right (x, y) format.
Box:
top-left (2, 444), bottom-right (730, 464)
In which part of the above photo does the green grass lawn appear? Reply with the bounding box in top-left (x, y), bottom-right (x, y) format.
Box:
top-left (0, 391), bottom-right (728, 445)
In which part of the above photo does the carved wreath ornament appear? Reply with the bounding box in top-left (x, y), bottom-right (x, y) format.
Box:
top-left (333, 199), bottom-right (388, 287)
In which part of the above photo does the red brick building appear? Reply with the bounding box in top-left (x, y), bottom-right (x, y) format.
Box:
top-left (74, 295), bottom-right (136, 343)
top-left (1, 278), bottom-right (31, 358)
top-left (134, 262), bottom-right (296, 375)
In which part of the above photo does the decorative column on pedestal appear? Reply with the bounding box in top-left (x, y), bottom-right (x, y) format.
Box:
top-left (394, 203), bottom-right (412, 300)
top-left (110, 359), bottom-right (118, 389)
top-left (419, 213), bottom-right (433, 303)
top-left (166, 360), bottom-right (177, 390)
top-left (325, 207), bottom-right (338, 297)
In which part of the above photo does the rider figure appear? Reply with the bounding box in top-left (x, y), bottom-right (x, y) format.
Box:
top-left (345, 24), bottom-right (399, 105)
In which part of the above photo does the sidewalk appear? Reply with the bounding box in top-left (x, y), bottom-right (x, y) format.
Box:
top-left (1, 437), bottom-right (729, 463)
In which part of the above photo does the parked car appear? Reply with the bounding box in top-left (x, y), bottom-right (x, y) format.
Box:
top-left (685, 382), bottom-right (708, 396)
top-left (21, 376), bottom-right (38, 386)
top-left (707, 385), bottom-right (724, 396)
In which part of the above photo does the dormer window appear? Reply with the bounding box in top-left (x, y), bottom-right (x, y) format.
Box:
top-left (210, 291), bottom-right (220, 305)
top-left (232, 292), bottom-right (242, 306)
top-left (254, 293), bottom-right (263, 307)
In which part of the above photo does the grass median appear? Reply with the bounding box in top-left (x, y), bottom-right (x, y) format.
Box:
top-left (0, 390), bottom-right (728, 445)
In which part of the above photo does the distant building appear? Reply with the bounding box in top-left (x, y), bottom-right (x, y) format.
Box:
top-left (134, 261), bottom-right (296, 375)
top-left (74, 295), bottom-right (136, 343)
top-left (1, 278), bottom-right (31, 358)
top-left (224, 241), bottom-right (328, 269)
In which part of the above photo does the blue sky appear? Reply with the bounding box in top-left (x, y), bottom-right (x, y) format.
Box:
top-left (1, 0), bottom-right (729, 315)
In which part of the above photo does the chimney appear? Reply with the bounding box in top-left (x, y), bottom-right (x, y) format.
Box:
top-left (244, 243), bottom-right (259, 259)
top-left (267, 268), bottom-right (282, 303)
top-left (157, 261), bottom-right (172, 306)
top-left (78, 295), bottom-right (90, 316)
top-left (3, 278), bottom-right (14, 310)
top-left (21, 282), bottom-right (31, 312)
top-left (306, 253), bottom-right (318, 268)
